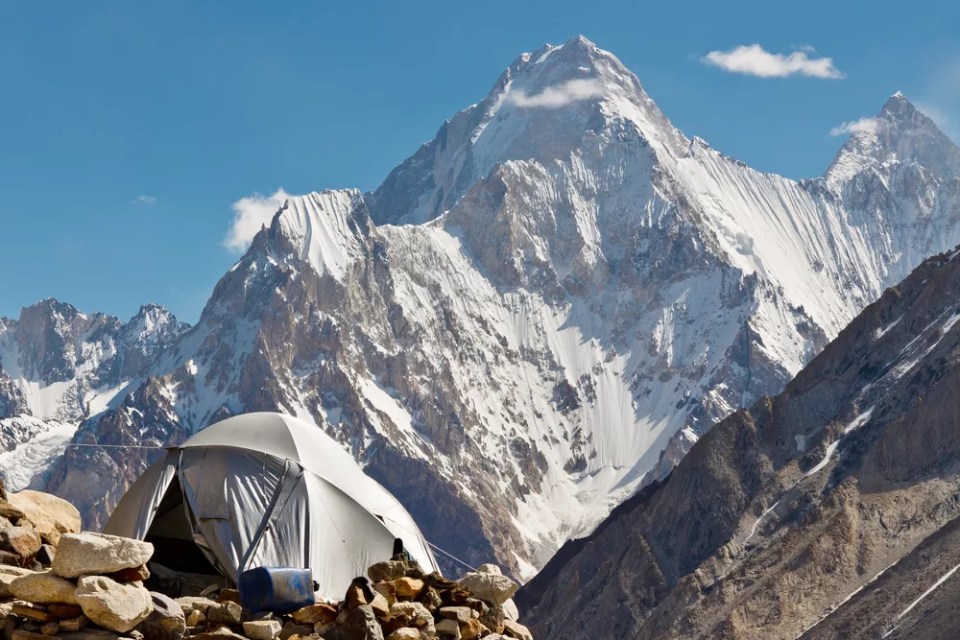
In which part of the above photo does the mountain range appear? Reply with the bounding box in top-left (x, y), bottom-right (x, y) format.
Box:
top-left (1, 36), bottom-right (958, 580)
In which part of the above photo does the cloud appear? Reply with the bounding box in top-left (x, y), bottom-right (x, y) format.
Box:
top-left (132, 195), bottom-right (156, 205)
top-left (224, 188), bottom-right (290, 252)
top-left (703, 44), bottom-right (844, 79)
top-left (505, 78), bottom-right (604, 109)
top-left (830, 117), bottom-right (880, 137)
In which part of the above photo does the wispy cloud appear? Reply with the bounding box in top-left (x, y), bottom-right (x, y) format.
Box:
top-left (505, 78), bottom-right (604, 109)
top-left (132, 194), bottom-right (157, 205)
top-left (703, 44), bottom-right (844, 79)
top-left (224, 188), bottom-right (290, 252)
top-left (830, 117), bottom-right (880, 137)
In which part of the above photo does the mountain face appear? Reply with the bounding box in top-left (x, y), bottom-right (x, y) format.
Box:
top-left (518, 245), bottom-right (960, 639)
top-left (4, 36), bottom-right (958, 578)
top-left (0, 301), bottom-right (188, 489)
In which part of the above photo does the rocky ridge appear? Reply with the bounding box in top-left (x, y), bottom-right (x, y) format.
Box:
top-left (518, 244), bottom-right (960, 638)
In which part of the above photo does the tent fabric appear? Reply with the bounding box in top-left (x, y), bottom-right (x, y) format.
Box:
top-left (105, 412), bottom-right (438, 596)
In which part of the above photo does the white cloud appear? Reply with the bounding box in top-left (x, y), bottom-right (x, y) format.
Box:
top-left (830, 117), bottom-right (880, 137)
top-left (703, 44), bottom-right (845, 79)
top-left (505, 78), bottom-right (604, 109)
top-left (132, 195), bottom-right (156, 205)
top-left (224, 188), bottom-right (290, 252)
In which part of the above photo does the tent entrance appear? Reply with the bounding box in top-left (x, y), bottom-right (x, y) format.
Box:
top-left (143, 476), bottom-right (226, 596)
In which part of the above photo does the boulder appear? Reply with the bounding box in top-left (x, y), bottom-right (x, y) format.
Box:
top-left (434, 618), bottom-right (460, 638)
top-left (457, 570), bottom-right (518, 606)
top-left (325, 605), bottom-right (383, 640)
top-left (369, 592), bottom-right (390, 618)
top-left (105, 565), bottom-right (150, 583)
top-left (0, 565), bottom-right (35, 598)
top-left (175, 597), bottom-right (217, 615)
top-left (53, 533), bottom-right (154, 579)
top-left (242, 620), bottom-right (281, 640)
top-left (478, 603), bottom-right (505, 634)
top-left (9, 570), bottom-right (79, 604)
top-left (0, 526), bottom-right (42, 560)
top-left (389, 577), bottom-right (424, 599)
top-left (501, 620), bottom-right (532, 640)
top-left (384, 629), bottom-right (419, 640)
top-left (193, 629), bottom-right (247, 640)
top-left (367, 561), bottom-right (407, 583)
top-left (136, 592), bottom-right (186, 640)
top-left (7, 491), bottom-right (81, 545)
top-left (278, 622), bottom-right (313, 640)
top-left (459, 619), bottom-right (486, 640)
top-left (501, 599), bottom-right (519, 621)
top-left (439, 607), bottom-right (472, 624)
top-left (387, 602), bottom-right (433, 629)
top-left (290, 603), bottom-right (337, 625)
top-left (206, 601), bottom-right (242, 627)
top-left (75, 575), bottom-right (153, 633)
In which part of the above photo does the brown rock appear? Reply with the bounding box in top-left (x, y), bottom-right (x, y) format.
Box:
top-left (323, 605), bottom-right (382, 640)
top-left (389, 578), bottom-right (423, 599)
top-left (6, 492), bottom-right (81, 546)
top-left (278, 622), bottom-right (313, 640)
top-left (39, 623), bottom-right (58, 637)
top-left (184, 610), bottom-right (205, 628)
top-left (369, 592), bottom-right (390, 618)
top-left (0, 503), bottom-right (25, 523)
top-left (11, 630), bottom-right (58, 640)
top-left (193, 628), bottom-right (247, 640)
top-left (367, 561), bottom-right (407, 583)
top-left (290, 603), bottom-right (337, 625)
top-left (434, 618), bottom-right (460, 638)
top-left (418, 586), bottom-right (442, 612)
top-left (478, 603), bottom-right (505, 634)
top-left (12, 603), bottom-right (56, 622)
top-left (10, 570), bottom-right (79, 605)
top-left (216, 589), bottom-right (240, 605)
top-left (459, 619), bottom-right (486, 640)
top-left (58, 617), bottom-right (88, 633)
top-left (440, 587), bottom-right (470, 606)
top-left (174, 597), bottom-right (217, 615)
top-left (104, 565), bottom-right (150, 583)
top-left (206, 602), bottom-right (242, 628)
top-left (0, 528), bottom-right (41, 560)
top-left (384, 629), bottom-right (419, 640)
top-left (345, 583), bottom-right (369, 609)
top-left (135, 592), bottom-right (186, 640)
top-left (0, 565), bottom-right (36, 598)
top-left (48, 604), bottom-right (83, 619)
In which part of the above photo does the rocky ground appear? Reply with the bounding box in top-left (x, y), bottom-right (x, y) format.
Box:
top-left (0, 483), bottom-right (534, 640)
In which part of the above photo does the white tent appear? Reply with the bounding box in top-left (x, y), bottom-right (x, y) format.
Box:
top-left (104, 412), bottom-right (438, 597)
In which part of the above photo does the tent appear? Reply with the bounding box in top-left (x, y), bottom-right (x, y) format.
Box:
top-left (104, 412), bottom-right (438, 597)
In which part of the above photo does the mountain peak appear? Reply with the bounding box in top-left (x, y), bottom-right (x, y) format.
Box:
top-left (827, 92), bottom-right (960, 184)
top-left (368, 37), bottom-right (686, 225)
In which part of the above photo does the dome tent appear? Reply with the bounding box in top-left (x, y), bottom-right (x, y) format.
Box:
top-left (104, 412), bottom-right (437, 597)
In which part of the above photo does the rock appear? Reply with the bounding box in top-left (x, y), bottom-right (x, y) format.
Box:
top-left (278, 622), bottom-right (313, 640)
top-left (389, 578), bottom-right (423, 599)
top-left (459, 619), bottom-right (486, 640)
top-left (206, 602), bottom-right (242, 628)
top-left (290, 604), bottom-right (337, 625)
top-left (174, 597), bottom-right (217, 615)
top-left (242, 620), bottom-right (281, 640)
top-left (439, 607), bottom-right (471, 624)
top-left (344, 583), bottom-right (369, 609)
top-left (325, 605), bottom-right (383, 640)
top-left (434, 619), bottom-right (460, 639)
top-left (49, 603), bottom-right (83, 619)
top-left (105, 565), bottom-right (150, 583)
top-left (372, 581), bottom-right (396, 606)
top-left (11, 631), bottom-right (58, 640)
top-left (0, 502), bottom-right (25, 523)
top-left (10, 570), bottom-right (79, 604)
top-left (217, 589), bottom-right (240, 605)
top-left (60, 630), bottom-right (120, 640)
top-left (53, 534), bottom-right (154, 579)
top-left (418, 587), bottom-right (442, 612)
top-left (0, 527), bottom-right (41, 560)
top-left (36, 545), bottom-right (56, 566)
top-left (136, 592), bottom-right (185, 640)
top-left (501, 599), bottom-right (518, 621)
top-left (184, 610), bottom-right (205, 628)
top-left (386, 602), bottom-right (433, 630)
top-left (0, 565), bottom-right (35, 597)
top-left (478, 603), bottom-right (504, 634)
top-left (384, 629), bottom-right (419, 640)
top-left (12, 603), bottom-right (57, 622)
top-left (457, 571), bottom-right (518, 606)
top-left (501, 620), bottom-right (532, 640)
top-left (193, 628), bottom-right (247, 640)
top-left (58, 616), bottom-right (88, 633)
top-left (75, 575), bottom-right (153, 633)
top-left (369, 592), bottom-right (390, 618)
top-left (6, 492), bottom-right (81, 546)
top-left (0, 549), bottom-right (26, 567)
top-left (367, 561), bottom-right (407, 583)
top-left (40, 623), bottom-right (59, 636)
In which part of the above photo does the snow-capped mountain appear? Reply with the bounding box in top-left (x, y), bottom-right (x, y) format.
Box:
top-left (9, 36), bottom-right (959, 577)
top-left (0, 300), bottom-right (188, 488)
top-left (518, 244), bottom-right (960, 639)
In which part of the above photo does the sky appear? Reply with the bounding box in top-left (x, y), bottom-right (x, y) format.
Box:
top-left (1, 0), bottom-right (958, 324)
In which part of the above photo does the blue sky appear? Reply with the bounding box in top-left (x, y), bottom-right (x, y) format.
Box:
top-left (1, 0), bottom-right (958, 324)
